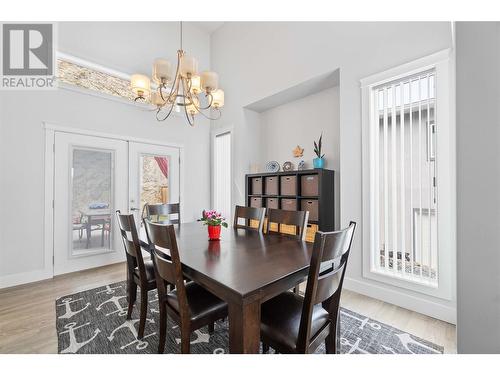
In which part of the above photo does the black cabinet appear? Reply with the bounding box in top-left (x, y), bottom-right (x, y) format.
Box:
top-left (245, 169), bottom-right (335, 242)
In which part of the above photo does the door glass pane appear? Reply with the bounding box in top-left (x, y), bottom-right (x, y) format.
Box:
top-left (71, 148), bottom-right (113, 254)
top-left (139, 155), bottom-right (170, 219)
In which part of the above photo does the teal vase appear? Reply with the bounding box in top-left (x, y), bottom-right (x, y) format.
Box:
top-left (313, 157), bottom-right (324, 169)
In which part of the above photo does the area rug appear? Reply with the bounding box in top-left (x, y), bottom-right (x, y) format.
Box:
top-left (55, 281), bottom-right (443, 354)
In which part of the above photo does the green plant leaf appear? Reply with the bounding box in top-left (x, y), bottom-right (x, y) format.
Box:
top-left (221, 222), bottom-right (228, 228)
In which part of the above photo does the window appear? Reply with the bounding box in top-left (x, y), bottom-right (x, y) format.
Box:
top-left (373, 71), bottom-right (437, 285)
top-left (213, 131), bottom-right (232, 219)
top-left (361, 51), bottom-right (455, 298)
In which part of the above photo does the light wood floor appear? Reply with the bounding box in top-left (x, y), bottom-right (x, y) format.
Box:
top-left (0, 262), bottom-right (456, 354)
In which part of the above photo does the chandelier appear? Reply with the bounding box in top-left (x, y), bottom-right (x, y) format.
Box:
top-left (130, 22), bottom-right (224, 126)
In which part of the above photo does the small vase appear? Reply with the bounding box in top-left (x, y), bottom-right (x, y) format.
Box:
top-left (313, 157), bottom-right (325, 169)
top-left (208, 225), bottom-right (221, 241)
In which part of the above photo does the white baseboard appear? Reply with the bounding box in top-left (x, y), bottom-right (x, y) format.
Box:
top-left (343, 277), bottom-right (457, 324)
top-left (0, 268), bottom-right (53, 290)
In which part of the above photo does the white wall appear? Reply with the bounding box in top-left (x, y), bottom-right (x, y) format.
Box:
top-left (0, 22), bottom-right (212, 286)
top-left (258, 87), bottom-right (340, 228)
top-left (456, 22), bottom-right (500, 353)
top-left (211, 22), bottom-right (455, 322)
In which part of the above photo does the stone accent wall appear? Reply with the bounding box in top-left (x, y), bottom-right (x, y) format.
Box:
top-left (57, 59), bottom-right (150, 103)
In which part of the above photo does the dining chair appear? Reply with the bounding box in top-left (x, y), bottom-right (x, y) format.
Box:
top-left (115, 211), bottom-right (158, 339)
top-left (144, 219), bottom-right (228, 354)
top-left (266, 208), bottom-right (309, 241)
top-left (233, 205), bottom-right (266, 232)
top-left (260, 221), bottom-right (356, 354)
top-left (144, 203), bottom-right (180, 225)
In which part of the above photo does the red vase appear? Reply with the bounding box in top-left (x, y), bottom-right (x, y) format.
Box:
top-left (208, 225), bottom-right (221, 241)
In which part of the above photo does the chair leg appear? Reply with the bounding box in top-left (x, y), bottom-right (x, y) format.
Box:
top-left (325, 334), bottom-right (336, 354)
top-left (325, 314), bottom-right (340, 354)
top-left (180, 325), bottom-right (191, 354)
top-left (126, 279), bottom-right (137, 320)
top-left (138, 288), bottom-right (148, 339)
top-left (157, 303), bottom-right (167, 354)
top-left (262, 342), bottom-right (270, 353)
top-left (208, 321), bottom-right (215, 334)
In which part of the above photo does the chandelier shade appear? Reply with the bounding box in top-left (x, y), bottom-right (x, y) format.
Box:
top-left (152, 59), bottom-right (172, 84)
top-left (130, 22), bottom-right (223, 126)
top-left (200, 71), bottom-right (218, 92)
top-left (130, 74), bottom-right (151, 99)
top-left (211, 89), bottom-right (225, 108)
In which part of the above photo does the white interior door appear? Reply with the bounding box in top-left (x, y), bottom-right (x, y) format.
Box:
top-left (53, 132), bottom-right (128, 275)
top-left (128, 142), bottom-right (180, 229)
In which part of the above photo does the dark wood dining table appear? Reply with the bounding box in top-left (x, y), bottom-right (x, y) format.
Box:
top-left (140, 221), bottom-right (313, 353)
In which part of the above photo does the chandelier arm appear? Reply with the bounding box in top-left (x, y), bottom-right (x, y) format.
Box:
top-left (180, 77), bottom-right (195, 126)
top-left (192, 91), bottom-right (214, 111)
top-left (186, 76), bottom-right (193, 94)
top-left (156, 100), bottom-right (176, 121)
top-left (182, 99), bottom-right (195, 126)
top-left (181, 77), bottom-right (196, 107)
top-left (193, 106), bottom-right (222, 121)
top-left (159, 52), bottom-right (181, 102)
top-left (182, 77), bottom-right (193, 106)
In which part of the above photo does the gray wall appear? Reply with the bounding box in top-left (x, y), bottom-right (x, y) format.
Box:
top-left (211, 22), bottom-right (455, 321)
top-left (456, 22), bottom-right (500, 353)
top-left (258, 87), bottom-right (340, 228)
top-left (0, 22), bottom-right (212, 284)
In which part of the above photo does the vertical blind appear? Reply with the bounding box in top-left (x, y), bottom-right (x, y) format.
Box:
top-left (213, 132), bottom-right (232, 220)
top-left (372, 70), bottom-right (438, 285)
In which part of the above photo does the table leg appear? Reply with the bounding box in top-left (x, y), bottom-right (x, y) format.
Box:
top-left (228, 299), bottom-right (261, 353)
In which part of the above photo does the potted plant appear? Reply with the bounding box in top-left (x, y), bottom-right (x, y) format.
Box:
top-left (198, 210), bottom-right (228, 241)
top-left (313, 133), bottom-right (325, 169)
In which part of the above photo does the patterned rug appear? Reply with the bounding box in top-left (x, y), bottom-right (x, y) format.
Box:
top-left (55, 281), bottom-right (443, 354)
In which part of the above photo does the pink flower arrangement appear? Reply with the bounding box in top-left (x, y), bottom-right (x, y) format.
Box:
top-left (198, 210), bottom-right (228, 227)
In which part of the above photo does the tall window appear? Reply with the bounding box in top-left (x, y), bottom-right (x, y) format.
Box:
top-left (371, 71), bottom-right (437, 286)
top-left (213, 131), bottom-right (232, 219)
top-left (362, 51), bottom-right (454, 308)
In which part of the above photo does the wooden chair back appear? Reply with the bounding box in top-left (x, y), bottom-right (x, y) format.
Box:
top-left (266, 208), bottom-right (309, 240)
top-left (297, 221), bottom-right (356, 351)
top-left (115, 210), bottom-right (147, 282)
top-left (144, 203), bottom-right (181, 225)
top-left (143, 219), bottom-right (190, 319)
top-left (233, 205), bottom-right (266, 231)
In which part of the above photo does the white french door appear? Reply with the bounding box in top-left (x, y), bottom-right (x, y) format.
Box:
top-left (53, 132), bottom-right (128, 275)
top-left (53, 132), bottom-right (181, 275)
top-left (128, 142), bottom-right (180, 230)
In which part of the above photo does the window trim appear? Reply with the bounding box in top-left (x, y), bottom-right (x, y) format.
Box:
top-left (360, 49), bottom-right (455, 300)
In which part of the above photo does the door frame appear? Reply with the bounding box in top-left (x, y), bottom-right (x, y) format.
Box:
top-left (210, 125), bottom-right (233, 222)
top-left (43, 122), bottom-right (185, 278)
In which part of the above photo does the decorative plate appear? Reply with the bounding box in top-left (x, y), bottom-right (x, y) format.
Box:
top-left (265, 160), bottom-right (280, 173)
top-left (282, 161), bottom-right (294, 172)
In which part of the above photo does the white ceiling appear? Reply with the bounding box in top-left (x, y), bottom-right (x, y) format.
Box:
top-left (192, 22), bottom-right (225, 34)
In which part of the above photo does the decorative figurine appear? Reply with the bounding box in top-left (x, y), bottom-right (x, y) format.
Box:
top-left (293, 145), bottom-right (304, 158)
top-left (283, 161), bottom-right (294, 171)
